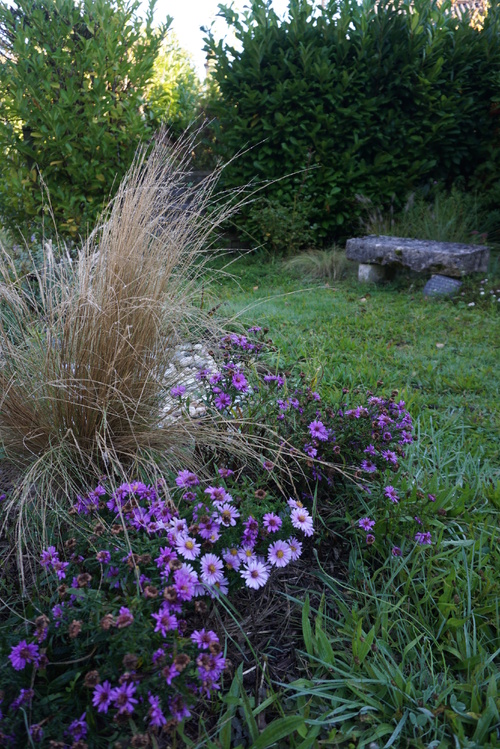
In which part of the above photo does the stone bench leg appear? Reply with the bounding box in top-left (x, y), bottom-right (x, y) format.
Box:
top-left (358, 263), bottom-right (387, 283)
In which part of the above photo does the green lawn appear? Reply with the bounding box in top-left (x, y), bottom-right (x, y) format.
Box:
top-left (213, 255), bottom-right (500, 485)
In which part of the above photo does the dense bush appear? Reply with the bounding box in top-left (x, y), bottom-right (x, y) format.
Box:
top-left (205, 0), bottom-right (500, 246)
top-left (0, 0), bottom-right (166, 237)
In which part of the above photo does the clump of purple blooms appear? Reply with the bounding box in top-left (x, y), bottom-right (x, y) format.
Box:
top-left (1, 470), bottom-right (314, 745)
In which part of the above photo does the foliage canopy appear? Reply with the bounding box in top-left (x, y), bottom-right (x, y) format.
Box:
top-left (0, 0), bottom-right (167, 237)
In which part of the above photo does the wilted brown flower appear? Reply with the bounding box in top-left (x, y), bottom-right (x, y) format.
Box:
top-left (57, 584), bottom-right (68, 598)
top-left (163, 586), bottom-right (178, 603)
top-left (111, 524), bottom-right (124, 535)
top-left (194, 600), bottom-right (207, 615)
top-left (143, 585), bottom-right (159, 599)
top-left (130, 736), bottom-right (151, 748)
top-left (173, 653), bottom-right (190, 672)
top-left (64, 538), bottom-right (77, 551)
top-left (76, 573), bottom-right (92, 588)
top-left (83, 670), bottom-right (100, 688)
top-left (68, 620), bottom-right (82, 638)
top-left (209, 641), bottom-right (222, 655)
top-left (122, 653), bottom-right (138, 670)
top-left (254, 489), bottom-right (267, 500)
top-left (100, 613), bottom-right (115, 630)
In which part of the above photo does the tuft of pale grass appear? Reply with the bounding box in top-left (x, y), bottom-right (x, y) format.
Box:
top-left (0, 129), bottom-right (288, 579)
top-left (284, 247), bottom-right (351, 282)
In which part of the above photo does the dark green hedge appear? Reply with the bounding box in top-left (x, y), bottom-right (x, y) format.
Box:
top-left (205, 0), bottom-right (500, 244)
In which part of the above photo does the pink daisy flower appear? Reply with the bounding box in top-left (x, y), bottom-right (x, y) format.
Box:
top-left (240, 559), bottom-right (270, 590)
top-left (287, 537), bottom-right (303, 561)
top-left (175, 535), bottom-right (201, 560)
top-left (290, 507), bottom-right (314, 536)
top-left (200, 554), bottom-right (224, 585)
top-left (268, 540), bottom-right (292, 568)
top-left (218, 503), bottom-right (240, 526)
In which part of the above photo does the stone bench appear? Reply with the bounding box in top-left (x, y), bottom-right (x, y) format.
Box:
top-left (346, 235), bottom-right (490, 290)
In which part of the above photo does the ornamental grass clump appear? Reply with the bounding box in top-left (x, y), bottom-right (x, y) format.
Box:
top-left (0, 130), bottom-right (255, 561)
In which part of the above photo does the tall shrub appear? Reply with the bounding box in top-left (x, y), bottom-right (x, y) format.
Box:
top-left (146, 32), bottom-right (202, 138)
top-left (205, 0), bottom-right (500, 245)
top-left (0, 0), bottom-right (166, 237)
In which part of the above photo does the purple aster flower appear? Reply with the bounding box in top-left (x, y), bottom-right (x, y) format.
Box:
top-left (290, 507), bottom-right (314, 536)
top-left (175, 470), bottom-right (199, 488)
top-left (358, 517), bottom-right (375, 532)
top-left (304, 443), bottom-right (318, 458)
top-left (268, 540), bottom-right (292, 568)
top-left (381, 449), bottom-right (398, 465)
top-left (9, 640), bottom-right (39, 670)
top-left (116, 607), bottom-right (134, 628)
top-left (360, 459), bottom-right (377, 473)
top-left (238, 545), bottom-right (257, 564)
top-left (10, 688), bottom-right (34, 710)
top-left (263, 512), bottom-right (282, 533)
top-left (170, 385), bottom-right (186, 397)
top-left (205, 485), bottom-right (231, 504)
top-left (399, 430), bottom-right (413, 444)
top-left (232, 372), bottom-right (248, 391)
top-left (169, 695), bottom-right (191, 722)
top-left (92, 681), bottom-right (112, 713)
top-left (163, 662), bottom-right (179, 685)
top-left (428, 493), bottom-right (436, 502)
top-left (366, 534), bottom-right (375, 545)
top-left (152, 605), bottom-right (178, 636)
top-left (214, 392), bottom-right (232, 410)
top-left (200, 554), bottom-right (224, 585)
top-left (110, 682), bottom-right (138, 714)
top-left (183, 491), bottom-right (197, 502)
top-left (384, 486), bottom-right (400, 504)
top-left (222, 547), bottom-right (241, 570)
top-left (53, 560), bottom-right (70, 579)
top-left (218, 467), bottom-right (234, 478)
top-left (392, 546), bottom-right (402, 556)
top-left (364, 444), bottom-right (377, 456)
top-left (383, 431), bottom-right (392, 442)
top-left (308, 420), bottom-right (329, 441)
top-left (29, 724), bottom-right (43, 742)
top-left (40, 546), bottom-right (58, 568)
top-left (415, 531), bottom-right (432, 545)
top-left (96, 550), bottom-right (111, 564)
top-left (67, 712), bottom-right (87, 741)
top-left (148, 694), bottom-right (167, 727)
top-left (152, 647), bottom-right (166, 664)
top-left (240, 559), bottom-right (270, 590)
top-left (191, 629), bottom-right (220, 649)
top-left (173, 565), bottom-right (198, 601)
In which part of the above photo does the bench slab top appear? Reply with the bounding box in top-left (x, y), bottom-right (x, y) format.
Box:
top-left (346, 235), bottom-right (489, 276)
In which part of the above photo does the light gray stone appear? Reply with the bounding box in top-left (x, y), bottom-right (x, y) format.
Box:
top-left (423, 274), bottom-right (462, 297)
top-left (358, 263), bottom-right (388, 283)
top-left (346, 235), bottom-right (489, 278)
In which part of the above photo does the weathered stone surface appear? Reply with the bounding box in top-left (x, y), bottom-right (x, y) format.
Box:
top-left (423, 274), bottom-right (462, 297)
top-left (358, 263), bottom-right (388, 283)
top-left (346, 235), bottom-right (489, 277)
